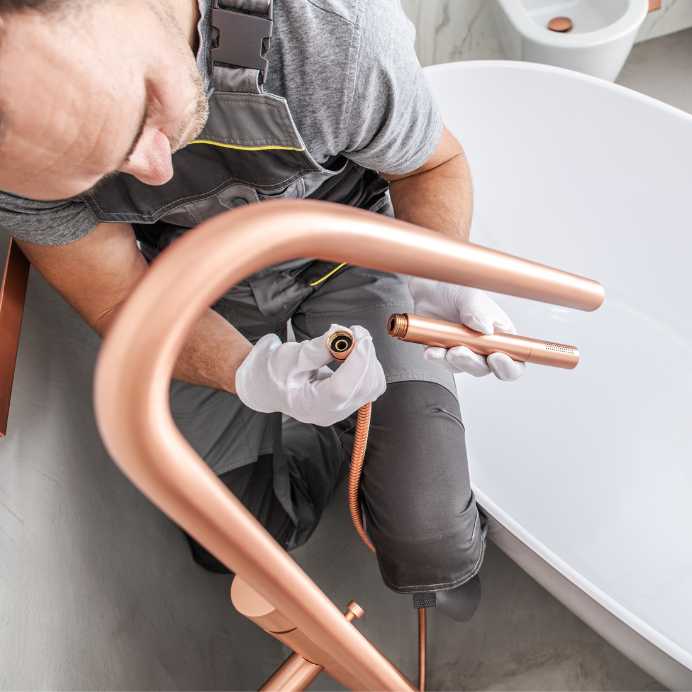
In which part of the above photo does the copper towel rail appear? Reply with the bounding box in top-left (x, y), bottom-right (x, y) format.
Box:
top-left (0, 238), bottom-right (30, 438)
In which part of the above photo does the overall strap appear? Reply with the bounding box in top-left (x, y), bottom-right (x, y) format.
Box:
top-left (211, 0), bottom-right (273, 94)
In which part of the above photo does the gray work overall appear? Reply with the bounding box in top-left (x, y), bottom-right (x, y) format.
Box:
top-left (82, 0), bottom-right (486, 596)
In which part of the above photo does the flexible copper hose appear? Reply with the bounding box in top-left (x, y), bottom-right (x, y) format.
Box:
top-left (348, 403), bottom-right (375, 553)
top-left (330, 330), bottom-right (427, 691)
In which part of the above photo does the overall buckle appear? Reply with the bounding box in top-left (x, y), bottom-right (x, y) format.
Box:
top-left (211, 1), bottom-right (273, 83)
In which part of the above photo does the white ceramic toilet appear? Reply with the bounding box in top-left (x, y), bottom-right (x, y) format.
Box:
top-left (492, 0), bottom-right (650, 81)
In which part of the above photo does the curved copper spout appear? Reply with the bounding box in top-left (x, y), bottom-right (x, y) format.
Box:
top-left (93, 200), bottom-right (604, 690)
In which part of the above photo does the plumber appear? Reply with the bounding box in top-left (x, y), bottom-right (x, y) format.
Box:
top-left (0, 0), bottom-right (525, 618)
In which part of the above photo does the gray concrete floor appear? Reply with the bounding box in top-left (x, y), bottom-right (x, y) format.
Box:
top-left (619, 28), bottom-right (692, 114)
top-left (292, 484), bottom-right (664, 691)
top-left (288, 32), bottom-right (692, 692)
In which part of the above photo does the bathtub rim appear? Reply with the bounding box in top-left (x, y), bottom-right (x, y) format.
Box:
top-left (476, 484), bottom-right (692, 684)
top-left (424, 59), bottom-right (692, 125)
top-left (493, 0), bottom-right (649, 48)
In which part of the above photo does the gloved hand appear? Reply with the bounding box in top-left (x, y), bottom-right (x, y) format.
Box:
top-left (408, 276), bottom-right (525, 381)
top-left (235, 324), bottom-right (386, 426)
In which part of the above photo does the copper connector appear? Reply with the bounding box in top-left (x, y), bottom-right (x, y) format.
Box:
top-left (327, 329), bottom-right (355, 361)
top-left (387, 313), bottom-right (409, 339)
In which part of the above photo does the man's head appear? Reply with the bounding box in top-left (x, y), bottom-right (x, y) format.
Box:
top-left (0, 0), bottom-right (209, 201)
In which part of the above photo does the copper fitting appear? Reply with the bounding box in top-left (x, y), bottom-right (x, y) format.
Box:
top-left (326, 329), bottom-right (355, 361)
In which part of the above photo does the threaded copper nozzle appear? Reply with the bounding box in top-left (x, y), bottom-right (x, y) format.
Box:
top-left (327, 330), bottom-right (355, 361)
top-left (387, 313), bottom-right (409, 338)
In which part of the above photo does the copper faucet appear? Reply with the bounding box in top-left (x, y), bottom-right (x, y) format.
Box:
top-left (93, 199), bottom-right (604, 690)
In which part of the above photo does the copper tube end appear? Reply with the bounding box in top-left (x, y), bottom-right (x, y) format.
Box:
top-left (388, 313), bottom-right (409, 339)
top-left (327, 329), bottom-right (355, 361)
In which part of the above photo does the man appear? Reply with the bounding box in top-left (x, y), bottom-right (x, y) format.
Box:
top-left (0, 0), bottom-right (524, 618)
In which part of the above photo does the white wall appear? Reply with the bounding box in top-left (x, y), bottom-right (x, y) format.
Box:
top-left (401, 0), bottom-right (692, 67)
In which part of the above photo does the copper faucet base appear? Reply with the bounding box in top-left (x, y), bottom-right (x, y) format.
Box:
top-left (232, 576), bottom-right (368, 691)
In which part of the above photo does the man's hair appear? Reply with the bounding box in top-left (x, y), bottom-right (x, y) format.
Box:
top-left (0, 0), bottom-right (65, 10)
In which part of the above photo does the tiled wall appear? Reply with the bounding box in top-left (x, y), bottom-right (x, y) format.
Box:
top-left (400, 0), bottom-right (692, 66)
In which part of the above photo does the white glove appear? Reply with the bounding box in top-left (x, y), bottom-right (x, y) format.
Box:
top-left (408, 276), bottom-right (525, 382)
top-left (235, 324), bottom-right (386, 426)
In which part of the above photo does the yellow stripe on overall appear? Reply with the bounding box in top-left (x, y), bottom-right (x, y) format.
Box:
top-left (188, 140), bottom-right (349, 285)
top-left (188, 139), bottom-right (305, 152)
top-left (308, 262), bottom-right (348, 287)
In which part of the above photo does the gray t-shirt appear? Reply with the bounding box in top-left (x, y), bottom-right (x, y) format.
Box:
top-left (0, 0), bottom-right (443, 246)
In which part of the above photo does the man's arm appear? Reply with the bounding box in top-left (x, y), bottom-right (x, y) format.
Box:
top-left (16, 222), bottom-right (252, 393)
top-left (383, 126), bottom-right (473, 241)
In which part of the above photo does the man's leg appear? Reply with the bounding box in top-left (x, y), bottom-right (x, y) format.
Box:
top-left (292, 266), bottom-right (488, 614)
top-left (169, 270), bottom-right (351, 571)
top-left (182, 455), bottom-right (295, 573)
top-left (356, 381), bottom-right (485, 590)
top-left (182, 421), bottom-right (351, 572)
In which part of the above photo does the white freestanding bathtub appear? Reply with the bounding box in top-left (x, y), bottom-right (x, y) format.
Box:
top-left (425, 61), bottom-right (692, 690)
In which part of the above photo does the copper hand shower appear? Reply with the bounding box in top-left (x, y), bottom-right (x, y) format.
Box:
top-left (93, 199), bottom-right (604, 691)
top-left (388, 313), bottom-right (580, 369)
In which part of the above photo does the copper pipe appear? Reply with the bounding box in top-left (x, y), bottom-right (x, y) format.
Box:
top-left (418, 609), bottom-right (427, 692)
top-left (261, 654), bottom-right (322, 691)
top-left (389, 313), bottom-right (580, 369)
top-left (93, 200), bottom-right (604, 691)
top-left (0, 238), bottom-right (30, 438)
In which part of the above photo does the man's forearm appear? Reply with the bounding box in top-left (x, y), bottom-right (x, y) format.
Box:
top-left (387, 131), bottom-right (473, 241)
top-left (169, 309), bottom-right (252, 393)
top-left (97, 303), bottom-right (252, 394)
top-left (17, 225), bottom-right (252, 396)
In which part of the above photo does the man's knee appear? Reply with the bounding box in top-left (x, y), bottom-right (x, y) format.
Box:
top-left (360, 380), bottom-right (487, 593)
top-left (373, 493), bottom-right (488, 593)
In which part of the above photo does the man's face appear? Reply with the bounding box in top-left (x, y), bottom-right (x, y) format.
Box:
top-left (0, 1), bottom-right (209, 201)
